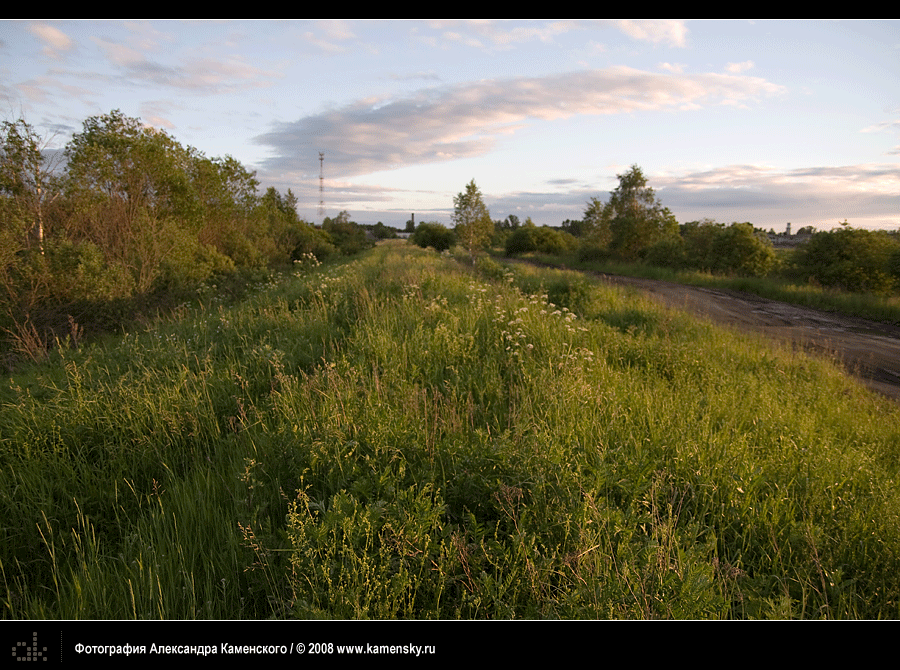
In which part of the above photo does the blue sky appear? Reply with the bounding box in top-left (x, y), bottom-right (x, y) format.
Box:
top-left (2, 19), bottom-right (898, 231)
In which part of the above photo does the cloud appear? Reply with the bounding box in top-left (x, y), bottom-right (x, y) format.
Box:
top-left (254, 66), bottom-right (787, 179)
top-left (28, 22), bottom-right (75, 59)
top-left (659, 62), bottom-right (686, 73)
top-left (456, 20), bottom-right (579, 49)
top-left (415, 19), bottom-right (688, 52)
top-left (87, 34), bottom-right (280, 94)
top-left (614, 20), bottom-right (688, 48)
top-left (654, 163), bottom-right (900, 229)
top-left (725, 60), bottom-right (754, 74)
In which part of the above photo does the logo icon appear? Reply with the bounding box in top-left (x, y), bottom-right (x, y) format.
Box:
top-left (12, 631), bottom-right (47, 662)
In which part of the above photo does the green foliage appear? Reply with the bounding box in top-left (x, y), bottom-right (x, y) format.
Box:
top-left (793, 226), bottom-right (900, 294)
top-left (453, 180), bottom-right (493, 261)
top-left (411, 221), bottom-right (456, 252)
top-left (0, 118), bottom-right (58, 254)
top-left (603, 165), bottom-right (678, 261)
top-left (3, 244), bottom-right (900, 620)
top-left (65, 110), bottom-right (199, 227)
top-left (322, 211), bottom-right (374, 256)
top-left (505, 222), bottom-right (575, 256)
top-left (716, 223), bottom-right (777, 276)
top-left (667, 220), bottom-right (777, 276)
top-left (581, 196), bottom-right (611, 246)
top-left (0, 110), bottom-right (373, 359)
top-left (289, 222), bottom-right (337, 262)
top-left (369, 222), bottom-right (398, 240)
top-left (642, 234), bottom-right (687, 270)
top-left (44, 238), bottom-right (136, 302)
top-left (191, 154), bottom-right (261, 265)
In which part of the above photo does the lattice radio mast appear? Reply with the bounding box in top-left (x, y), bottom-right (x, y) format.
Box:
top-left (318, 152), bottom-right (325, 218)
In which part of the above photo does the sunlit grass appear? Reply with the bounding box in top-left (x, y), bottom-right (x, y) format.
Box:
top-left (2, 243), bottom-right (899, 619)
top-left (522, 251), bottom-right (900, 325)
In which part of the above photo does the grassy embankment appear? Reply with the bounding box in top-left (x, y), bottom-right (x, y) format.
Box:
top-left (2, 241), bottom-right (899, 619)
top-left (515, 251), bottom-right (900, 326)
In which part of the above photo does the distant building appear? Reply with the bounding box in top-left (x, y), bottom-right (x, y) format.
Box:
top-left (768, 222), bottom-right (813, 249)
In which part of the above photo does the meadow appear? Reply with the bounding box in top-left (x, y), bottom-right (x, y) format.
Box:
top-left (2, 241), bottom-right (899, 619)
top-left (516, 250), bottom-right (900, 327)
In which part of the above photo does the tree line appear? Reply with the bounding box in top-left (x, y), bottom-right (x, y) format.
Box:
top-left (0, 110), bottom-right (377, 358)
top-left (411, 165), bottom-right (900, 296)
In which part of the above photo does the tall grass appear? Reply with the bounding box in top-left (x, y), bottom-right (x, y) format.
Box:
top-left (2, 242), bottom-right (899, 619)
top-left (524, 251), bottom-right (900, 325)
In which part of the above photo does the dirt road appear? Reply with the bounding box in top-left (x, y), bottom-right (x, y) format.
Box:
top-left (592, 272), bottom-right (900, 403)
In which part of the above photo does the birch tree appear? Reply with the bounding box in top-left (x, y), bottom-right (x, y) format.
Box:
top-left (452, 179), bottom-right (493, 263)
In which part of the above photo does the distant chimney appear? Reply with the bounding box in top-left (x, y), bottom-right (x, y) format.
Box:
top-left (786, 222), bottom-right (791, 236)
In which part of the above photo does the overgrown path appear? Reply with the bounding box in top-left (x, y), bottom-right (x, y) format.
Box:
top-left (508, 258), bottom-right (900, 402)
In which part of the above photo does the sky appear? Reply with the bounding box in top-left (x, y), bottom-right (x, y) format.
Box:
top-left (2, 19), bottom-right (899, 231)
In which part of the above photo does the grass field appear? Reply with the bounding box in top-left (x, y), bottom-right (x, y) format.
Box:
top-left (2, 241), bottom-right (899, 619)
top-left (518, 251), bottom-right (900, 326)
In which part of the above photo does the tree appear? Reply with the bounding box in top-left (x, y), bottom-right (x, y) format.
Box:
top-left (190, 153), bottom-right (261, 265)
top-left (499, 214), bottom-right (521, 230)
top-left (0, 118), bottom-right (61, 254)
top-left (794, 226), bottom-right (899, 294)
top-left (602, 165), bottom-right (677, 261)
top-left (322, 210), bottom-right (372, 256)
top-left (713, 222), bottom-right (776, 276)
top-left (370, 222), bottom-right (397, 240)
top-left (581, 196), bottom-right (612, 247)
top-left (411, 221), bottom-right (455, 252)
top-left (64, 110), bottom-right (201, 292)
top-left (505, 221), bottom-right (572, 257)
top-left (452, 179), bottom-right (493, 262)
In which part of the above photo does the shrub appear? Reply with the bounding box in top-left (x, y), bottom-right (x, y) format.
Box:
top-left (794, 226), bottom-right (899, 294)
top-left (643, 235), bottom-right (687, 270)
top-left (45, 238), bottom-right (136, 302)
top-left (505, 225), bottom-right (574, 256)
top-left (712, 223), bottom-right (776, 277)
top-left (411, 222), bottom-right (456, 252)
top-left (289, 222), bottom-right (337, 262)
top-left (677, 221), bottom-right (775, 277)
top-left (323, 216), bottom-right (373, 256)
top-left (578, 238), bottom-right (613, 263)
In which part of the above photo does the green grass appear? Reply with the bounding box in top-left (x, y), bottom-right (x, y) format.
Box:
top-left (2, 241), bottom-right (899, 619)
top-left (518, 251), bottom-right (900, 326)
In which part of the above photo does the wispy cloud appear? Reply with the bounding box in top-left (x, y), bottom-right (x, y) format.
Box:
top-left (452, 20), bottom-right (579, 49)
top-left (725, 60), bottom-right (754, 74)
top-left (655, 163), bottom-right (900, 228)
top-left (413, 19), bottom-right (688, 52)
top-left (658, 62), bottom-right (687, 73)
top-left (255, 66), bottom-right (786, 179)
top-left (28, 22), bottom-right (75, 59)
top-left (301, 19), bottom-right (358, 54)
top-left (87, 32), bottom-right (280, 94)
top-left (614, 20), bottom-right (688, 48)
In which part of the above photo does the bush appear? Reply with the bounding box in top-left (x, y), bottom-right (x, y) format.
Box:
top-left (677, 221), bottom-right (775, 277)
top-left (794, 227), bottom-right (899, 294)
top-left (642, 235), bottom-right (687, 270)
top-left (45, 239), bottom-right (136, 302)
top-left (289, 223), bottom-right (337, 262)
top-left (712, 223), bottom-right (776, 277)
top-left (505, 225), bottom-right (574, 256)
top-left (410, 222), bottom-right (456, 252)
top-left (577, 237), bottom-right (613, 263)
top-left (323, 217), bottom-right (373, 256)
top-left (157, 225), bottom-right (236, 291)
